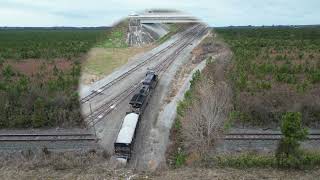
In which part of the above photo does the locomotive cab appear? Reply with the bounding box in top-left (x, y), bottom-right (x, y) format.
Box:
top-left (143, 71), bottom-right (158, 88)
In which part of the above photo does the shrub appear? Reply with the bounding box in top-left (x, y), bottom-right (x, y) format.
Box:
top-left (174, 149), bottom-right (187, 168)
top-left (190, 70), bottom-right (201, 89)
top-left (308, 70), bottom-right (320, 83)
top-left (2, 65), bottom-right (15, 79)
top-left (31, 98), bottom-right (48, 128)
top-left (257, 63), bottom-right (275, 74)
top-left (212, 153), bottom-right (276, 168)
top-left (296, 80), bottom-right (310, 93)
top-left (224, 111), bottom-right (238, 131)
top-left (275, 73), bottom-right (297, 84)
top-left (256, 80), bottom-right (272, 90)
top-left (299, 52), bottom-right (304, 59)
top-left (275, 112), bottom-right (308, 168)
top-left (0, 55), bottom-right (4, 65)
top-left (275, 55), bottom-right (283, 61)
top-left (236, 71), bottom-right (248, 90)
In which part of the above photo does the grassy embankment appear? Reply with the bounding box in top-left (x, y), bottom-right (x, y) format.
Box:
top-left (82, 20), bottom-right (155, 79)
top-left (0, 29), bottom-right (107, 128)
top-left (156, 24), bottom-right (181, 44)
top-left (168, 33), bottom-right (232, 168)
top-left (215, 26), bottom-right (320, 128)
top-left (83, 22), bottom-right (185, 79)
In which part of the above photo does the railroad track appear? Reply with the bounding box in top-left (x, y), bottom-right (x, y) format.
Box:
top-left (85, 25), bottom-right (208, 127)
top-left (80, 24), bottom-right (202, 104)
top-left (224, 133), bottom-right (320, 140)
top-left (0, 133), bottom-right (97, 142)
top-left (153, 26), bottom-right (208, 75)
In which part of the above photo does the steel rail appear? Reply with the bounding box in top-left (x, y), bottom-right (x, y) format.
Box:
top-left (0, 133), bottom-right (93, 136)
top-left (85, 26), bottom-right (208, 127)
top-left (227, 133), bottom-right (320, 136)
top-left (0, 134), bottom-right (96, 142)
top-left (224, 133), bottom-right (320, 141)
top-left (80, 24), bottom-right (201, 104)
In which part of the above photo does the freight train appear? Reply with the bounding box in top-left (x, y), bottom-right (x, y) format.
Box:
top-left (114, 71), bottom-right (158, 162)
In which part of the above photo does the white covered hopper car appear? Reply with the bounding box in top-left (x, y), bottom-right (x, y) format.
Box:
top-left (114, 113), bottom-right (139, 161)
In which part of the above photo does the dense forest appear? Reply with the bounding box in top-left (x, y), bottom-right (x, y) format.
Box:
top-left (0, 29), bottom-right (106, 60)
top-left (0, 61), bottom-right (82, 128)
top-left (0, 29), bottom-right (109, 128)
top-left (216, 26), bottom-right (320, 127)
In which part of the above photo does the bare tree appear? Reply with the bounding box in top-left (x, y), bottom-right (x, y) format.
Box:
top-left (181, 80), bottom-right (232, 156)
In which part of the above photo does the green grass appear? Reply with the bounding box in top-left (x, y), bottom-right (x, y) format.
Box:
top-left (98, 30), bottom-right (128, 48)
top-left (174, 150), bottom-right (187, 168)
top-left (0, 29), bottom-right (107, 60)
top-left (83, 46), bottom-right (154, 76)
top-left (97, 20), bottom-right (128, 48)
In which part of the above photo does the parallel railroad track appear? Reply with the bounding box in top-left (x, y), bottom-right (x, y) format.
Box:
top-left (224, 133), bottom-right (320, 140)
top-left (85, 25), bottom-right (208, 127)
top-left (80, 24), bottom-right (202, 104)
top-left (0, 133), bottom-right (97, 142)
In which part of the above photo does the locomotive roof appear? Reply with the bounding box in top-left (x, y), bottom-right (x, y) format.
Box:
top-left (115, 113), bottom-right (139, 144)
top-left (143, 72), bottom-right (156, 85)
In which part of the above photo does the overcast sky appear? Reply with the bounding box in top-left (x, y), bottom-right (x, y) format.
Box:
top-left (0, 0), bottom-right (319, 27)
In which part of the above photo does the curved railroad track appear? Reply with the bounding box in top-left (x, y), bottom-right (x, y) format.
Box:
top-left (80, 24), bottom-right (201, 104)
top-left (85, 25), bottom-right (208, 127)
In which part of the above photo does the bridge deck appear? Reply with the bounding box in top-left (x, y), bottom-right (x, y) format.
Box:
top-left (129, 13), bottom-right (200, 23)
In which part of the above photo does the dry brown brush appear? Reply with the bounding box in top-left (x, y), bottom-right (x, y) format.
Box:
top-left (181, 79), bottom-right (232, 156)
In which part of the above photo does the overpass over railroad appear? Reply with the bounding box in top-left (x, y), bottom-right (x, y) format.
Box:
top-left (129, 12), bottom-right (200, 24)
top-left (126, 10), bottom-right (201, 46)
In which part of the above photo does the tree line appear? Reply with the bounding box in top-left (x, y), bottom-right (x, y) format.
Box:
top-left (0, 61), bottom-right (84, 128)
